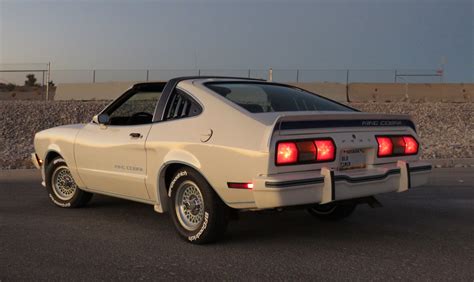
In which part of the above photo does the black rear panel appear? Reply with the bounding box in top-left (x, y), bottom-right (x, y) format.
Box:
top-left (279, 119), bottom-right (416, 132)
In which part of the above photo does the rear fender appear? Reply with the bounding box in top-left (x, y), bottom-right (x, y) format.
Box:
top-left (155, 150), bottom-right (201, 213)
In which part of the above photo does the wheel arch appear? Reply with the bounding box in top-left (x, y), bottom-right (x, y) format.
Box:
top-left (156, 161), bottom-right (223, 213)
top-left (44, 150), bottom-right (63, 168)
top-left (42, 147), bottom-right (86, 189)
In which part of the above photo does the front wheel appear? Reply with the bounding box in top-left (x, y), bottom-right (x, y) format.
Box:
top-left (45, 157), bottom-right (93, 208)
top-left (307, 202), bottom-right (356, 221)
top-left (168, 168), bottom-right (229, 244)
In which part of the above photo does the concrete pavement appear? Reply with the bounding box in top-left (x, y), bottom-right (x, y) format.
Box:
top-left (1, 168), bottom-right (473, 280)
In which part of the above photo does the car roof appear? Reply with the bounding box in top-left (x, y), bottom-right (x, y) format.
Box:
top-left (132, 76), bottom-right (266, 89)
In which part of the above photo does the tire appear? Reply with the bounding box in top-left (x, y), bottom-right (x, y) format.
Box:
top-left (168, 168), bottom-right (229, 244)
top-left (45, 157), bottom-right (93, 208)
top-left (307, 202), bottom-right (356, 221)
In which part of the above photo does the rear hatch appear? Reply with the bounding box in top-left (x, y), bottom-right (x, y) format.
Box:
top-left (267, 112), bottom-right (420, 175)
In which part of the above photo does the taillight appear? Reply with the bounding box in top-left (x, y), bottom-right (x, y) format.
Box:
top-left (403, 136), bottom-right (418, 154)
top-left (314, 139), bottom-right (335, 161)
top-left (276, 138), bottom-right (336, 165)
top-left (376, 135), bottom-right (418, 157)
top-left (376, 137), bottom-right (393, 157)
top-left (277, 142), bottom-right (298, 164)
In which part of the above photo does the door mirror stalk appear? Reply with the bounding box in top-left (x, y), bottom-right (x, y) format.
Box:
top-left (92, 114), bottom-right (110, 125)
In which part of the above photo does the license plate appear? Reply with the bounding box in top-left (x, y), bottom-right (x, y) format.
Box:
top-left (338, 148), bottom-right (366, 170)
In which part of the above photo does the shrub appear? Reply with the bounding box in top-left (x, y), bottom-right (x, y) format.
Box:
top-left (6, 83), bottom-right (15, 91)
top-left (24, 74), bottom-right (38, 87)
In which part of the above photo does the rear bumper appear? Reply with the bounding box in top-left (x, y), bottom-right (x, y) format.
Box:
top-left (251, 161), bottom-right (431, 209)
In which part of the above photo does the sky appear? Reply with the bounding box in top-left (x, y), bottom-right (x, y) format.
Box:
top-left (0, 0), bottom-right (473, 82)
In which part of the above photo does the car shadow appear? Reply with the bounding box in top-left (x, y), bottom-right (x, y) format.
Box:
top-left (76, 189), bottom-right (473, 247)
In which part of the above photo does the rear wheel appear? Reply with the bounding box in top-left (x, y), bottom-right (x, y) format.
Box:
top-left (169, 168), bottom-right (229, 244)
top-left (307, 202), bottom-right (356, 221)
top-left (45, 157), bottom-right (92, 208)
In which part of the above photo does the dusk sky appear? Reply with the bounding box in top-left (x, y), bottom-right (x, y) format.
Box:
top-left (0, 0), bottom-right (472, 82)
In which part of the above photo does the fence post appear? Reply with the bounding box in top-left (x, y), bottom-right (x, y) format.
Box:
top-left (92, 70), bottom-right (96, 83)
top-left (46, 62), bottom-right (51, 101)
top-left (345, 69), bottom-right (350, 103)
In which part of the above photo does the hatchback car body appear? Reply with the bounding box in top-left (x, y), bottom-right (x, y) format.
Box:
top-left (32, 76), bottom-right (431, 243)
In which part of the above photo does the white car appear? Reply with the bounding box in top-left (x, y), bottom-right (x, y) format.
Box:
top-left (32, 76), bottom-right (431, 243)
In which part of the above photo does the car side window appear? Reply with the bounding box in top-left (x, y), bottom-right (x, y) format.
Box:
top-left (164, 89), bottom-right (202, 120)
top-left (107, 91), bottom-right (161, 125)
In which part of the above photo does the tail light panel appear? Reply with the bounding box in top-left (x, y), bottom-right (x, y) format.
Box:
top-left (276, 138), bottom-right (336, 166)
top-left (376, 135), bottom-right (419, 157)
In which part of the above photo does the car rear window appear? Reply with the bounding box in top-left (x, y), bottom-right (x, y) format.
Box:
top-left (205, 82), bottom-right (354, 113)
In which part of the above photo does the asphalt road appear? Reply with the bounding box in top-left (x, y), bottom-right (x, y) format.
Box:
top-left (1, 168), bottom-right (473, 281)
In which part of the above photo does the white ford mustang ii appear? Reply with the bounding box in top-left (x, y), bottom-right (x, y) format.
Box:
top-left (32, 76), bottom-right (431, 243)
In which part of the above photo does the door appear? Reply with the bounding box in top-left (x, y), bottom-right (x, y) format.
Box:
top-left (75, 88), bottom-right (162, 200)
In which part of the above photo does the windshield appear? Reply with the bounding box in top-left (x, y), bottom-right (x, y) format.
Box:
top-left (205, 82), bottom-right (354, 113)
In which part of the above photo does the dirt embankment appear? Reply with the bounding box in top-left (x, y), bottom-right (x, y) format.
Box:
top-left (0, 101), bottom-right (472, 169)
top-left (0, 85), bottom-right (56, 100)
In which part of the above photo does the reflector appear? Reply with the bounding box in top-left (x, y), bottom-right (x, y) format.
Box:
top-left (228, 182), bottom-right (254, 189)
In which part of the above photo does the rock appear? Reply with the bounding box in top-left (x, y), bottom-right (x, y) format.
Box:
top-left (0, 100), bottom-right (472, 169)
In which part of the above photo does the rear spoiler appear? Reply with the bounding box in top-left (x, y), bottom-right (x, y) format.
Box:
top-left (275, 113), bottom-right (416, 135)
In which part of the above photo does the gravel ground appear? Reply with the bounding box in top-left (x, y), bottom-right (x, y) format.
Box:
top-left (0, 101), bottom-right (108, 169)
top-left (0, 101), bottom-right (472, 169)
top-left (353, 102), bottom-right (473, 160)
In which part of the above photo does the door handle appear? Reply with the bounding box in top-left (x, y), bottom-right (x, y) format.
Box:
top-left (130, 133), bottom-right (142, 139)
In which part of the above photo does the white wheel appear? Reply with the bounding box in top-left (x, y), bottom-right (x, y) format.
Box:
top-left (51, 165), bottom-right (78, 201)
top-left (45, 157), bottom-right (92, 208)
top-left (168, 168), bottom-right (229, 244)
top-left (175, 180), bottom-right (205, 231)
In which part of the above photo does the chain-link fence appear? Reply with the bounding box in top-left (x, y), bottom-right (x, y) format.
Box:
top-left (46, 68), bottom-right (443, 84)
top-left (0, 63), bottom-right (52, 100)
top-left (1, 63), bottom-right (446, 100)
top-left (0, 64), bottom-right (445, 85)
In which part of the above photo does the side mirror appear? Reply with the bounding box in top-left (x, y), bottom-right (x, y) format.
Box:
top-left (92, 114), bottom-right (110, 125)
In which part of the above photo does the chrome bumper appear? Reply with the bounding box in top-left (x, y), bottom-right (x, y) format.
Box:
top-left (252, 161), bottom-right (432, 209)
